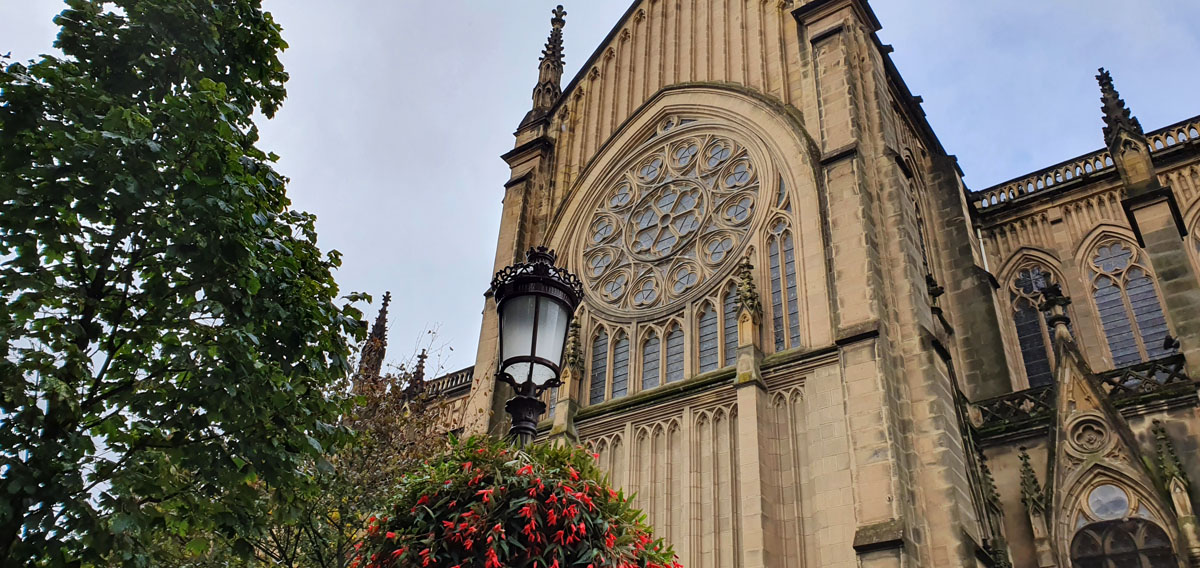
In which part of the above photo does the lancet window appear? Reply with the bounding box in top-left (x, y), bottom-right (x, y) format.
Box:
top-left (697, 304), bottom-right (719, 373)
top-left (589, 329), bottom-right (608, 405)
top-left (722, 286), bottom-right (738, 367)
top-left (1089, 240), bottom-right (1171, 366)
top-left (1009, 264), bottom-right (1058, 387)
top-left (642, 332), bottom-right (660, 390)
top-left (768, 220), bottom-right (801, 352)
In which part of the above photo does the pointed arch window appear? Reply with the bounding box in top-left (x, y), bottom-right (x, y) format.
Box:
top-left (589, 329), bottom-right (608, 405)
top-left (1089, 241), bottom-right (1171, 367)
top-left (723, 286), bottom-right (738, 367)
top-left (611, 333), bottom-right (630, 399)
top-left (665, 325), bottom-right (685, 383)
top-left (698, 304), bottom-right (719, 373)
top-left (642, 332), bottom-right (661, 390)
top-left (768, 220), bottom-right (801, 352)
top-left (1010, 264), bottom-right (1057, 387)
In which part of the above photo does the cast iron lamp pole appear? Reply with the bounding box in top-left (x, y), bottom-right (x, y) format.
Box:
top-left (489, 247), bottom-right (583, 447)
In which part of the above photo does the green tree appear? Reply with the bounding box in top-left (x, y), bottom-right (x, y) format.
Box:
top-left (247, 352), bottom-right (456, 568)
top-left (0, 1), bottom-right (364, 565)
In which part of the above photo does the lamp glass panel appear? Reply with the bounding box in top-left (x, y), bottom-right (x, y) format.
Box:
top-left (500, 295), bottom-right (537, 363)
top-left (534, 296), bottom-right (569, 367)
top-left (531, 362), bottom-right (556, 387)
top-left (505, 361), bottom-right (533, 384)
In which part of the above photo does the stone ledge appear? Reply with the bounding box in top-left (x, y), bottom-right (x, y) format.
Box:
top-left (852, 519), bottom-right (905, 554)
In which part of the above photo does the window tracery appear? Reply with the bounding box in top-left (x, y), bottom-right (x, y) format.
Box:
top-left (1089, 240), bottom-right (1171, 366)
top-left (574, 117), bottom-right (799, 404)
top-left (580, 129), bottom-right (761, 316)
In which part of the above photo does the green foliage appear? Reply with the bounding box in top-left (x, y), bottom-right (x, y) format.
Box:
top-left (356, 437), bottom-right (680, 568)
top-left (0, 1), bottom-right (363, 565)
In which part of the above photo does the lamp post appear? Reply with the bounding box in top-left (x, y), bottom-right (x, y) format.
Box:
top-left (489, 247), bottom-right (583, 447)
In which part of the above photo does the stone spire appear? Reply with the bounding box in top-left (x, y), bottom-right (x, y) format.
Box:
top-left (355, 291), bottom-right (390, 387)
top-left (525, 5), bottom-right (567, 125)
top-left (1096, 68), bottom-right (1159, 193)
top-left (1096, 67), bottom-right (1144, 148)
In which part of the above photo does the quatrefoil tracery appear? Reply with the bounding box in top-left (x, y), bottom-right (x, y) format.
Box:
top-left (580, 130), bottom-right (763, 316)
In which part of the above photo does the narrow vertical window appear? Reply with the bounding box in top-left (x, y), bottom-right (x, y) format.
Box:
top-left (665, 325), bottom-right (685, 383)
top-left (589, 330), bottom-right (608, 405)
top-left (1011, 265), bottom-right (1055, 387)
top-left (723, 287), bottom-right (738, 367)
top-left (547, 386), bottom-right (558, 418)
top-left (698, 304), bottom-right (719, 373)
top-left (611, 334), bottom-right (630, 399)
top-left (783, 231), bottom-right (801, 347)
top-left (769, 235), bottom-right (785, 352)
top-left (642, 333), bottom-right (661, 390)
top-left (1091, 241), bottom-right (1172, 366)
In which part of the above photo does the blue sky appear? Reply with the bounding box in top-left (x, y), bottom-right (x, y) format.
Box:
top-left (4, 1), bottom-right (1198, 375)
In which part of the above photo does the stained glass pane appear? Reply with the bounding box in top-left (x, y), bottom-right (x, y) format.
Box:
top-left (783, 231), bottom-right (801, 347)
top-left (723, 288), bottom-right (738, 367)
top-left (1014, 299), bottom-right (1053, 387)
top-left (642, 334), bottom-right (661, 390)
top-left (665, 327), bottom-right (685, 383)
top-left (698, 306), bottom-right (719, 373)
top-left (611, 336), bottom-right (630, 399)
top-left (1126, 267), bottom-right (1170, 360)
top-left (1095, 276), bottom-right (1141, 366)
top-left (769, 237), bottom-right (784, 352)
top-left (589, 330), bottom-right (608, 405)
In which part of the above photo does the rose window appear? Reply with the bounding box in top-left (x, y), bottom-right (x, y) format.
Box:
top-left (579, 130), bottom-right (763, 315)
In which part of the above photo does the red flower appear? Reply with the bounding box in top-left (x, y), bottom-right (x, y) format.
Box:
top-left (385, 531), bottom-right (396, 540)
top-left (517, 464), bottom-right (534, 476)
top-left (416, 495), bottom-right (430, 506)
top-left (486, 548), bottom-right (502, 568)
top-left (476, 488), bottom-right (494, 503)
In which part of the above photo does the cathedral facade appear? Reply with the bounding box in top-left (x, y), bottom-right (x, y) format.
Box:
top-left (429, 1), bottom-right (1200, 566)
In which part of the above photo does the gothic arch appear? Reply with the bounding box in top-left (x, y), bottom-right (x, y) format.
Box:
top-left (997, 248), bottom-right (1071, 388)
top-left (1054, 464), bottom-right (1183, 566)
top-left (1073, 229), bottom-right (1172, 367)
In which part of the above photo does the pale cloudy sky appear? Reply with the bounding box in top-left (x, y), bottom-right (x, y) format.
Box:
top-left (4, 1), bottom-right (1199, 375)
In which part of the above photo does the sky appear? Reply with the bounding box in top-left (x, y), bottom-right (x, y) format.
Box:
top-left (4, 1), bottom-right (1199, 376)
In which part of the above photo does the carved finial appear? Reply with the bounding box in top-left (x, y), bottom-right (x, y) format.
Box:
top-left (735, 256), bottom-right (762, 318)
top-left (370, 291), bottom-right (391, 340)
top-left (980, 456), bottom-right (1002, 510)
top-left (1152, 420), bottom-right (1188, 486)
top-left (1038, 284), bottom-right (1072, 342)
top-left (1097, 68), bottom-right (1144, 148)
top-left (1018, 448), bottom-right (1046, 516)
top-left (562, 318), bottom-right (583, 373)
top-left (527, 5), bottom-right (567, 121)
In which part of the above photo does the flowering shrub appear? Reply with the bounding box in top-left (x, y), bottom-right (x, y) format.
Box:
top-left (352, 436), bottom-right (680, 568)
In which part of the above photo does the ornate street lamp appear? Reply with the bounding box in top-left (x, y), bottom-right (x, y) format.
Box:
top-left (489, 247), bottom-right (583, 447)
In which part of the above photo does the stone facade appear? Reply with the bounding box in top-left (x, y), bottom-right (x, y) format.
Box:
top-left (439, 1), bottom-right (1200, 566)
